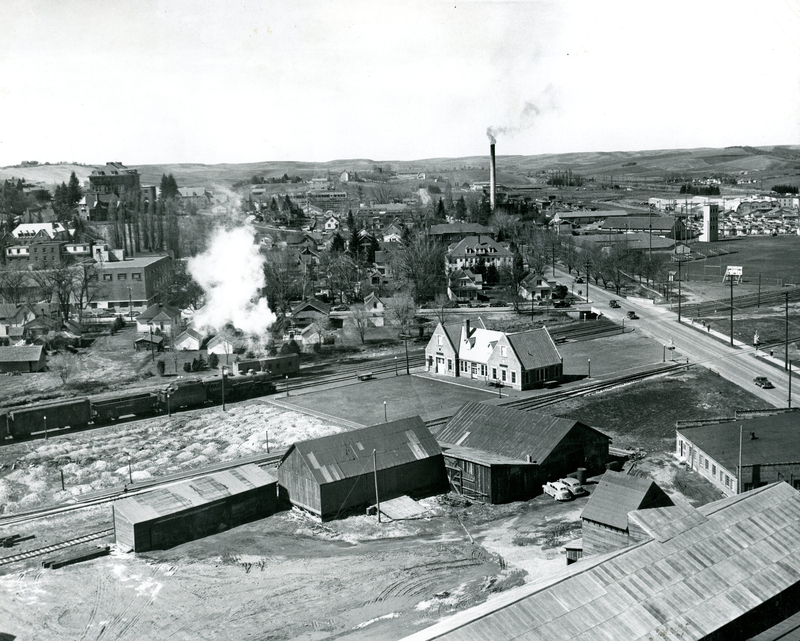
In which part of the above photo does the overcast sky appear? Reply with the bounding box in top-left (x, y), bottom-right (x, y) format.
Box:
top-left (1, 0), bottom-right (799, 166)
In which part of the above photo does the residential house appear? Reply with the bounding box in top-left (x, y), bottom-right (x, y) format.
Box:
top-left (580, 470), bottom-right (674, 556)
top-left (445, 235), bottom-right (512, 274)
top-left (173, 327), bottom-right (206, 351)
top-left (135, 303), bottom-right (181, 335)
top-left (290, 298), bottom-right (331, 325)
top-left (206, 334), bottom-right (238, 361)
top-left (438, 402), bottom-right (611, 503)
top-left (447, 269), bottom-right (483, 302)
top-left (676, 409), bottom-right (800, 496)
top-left (323, 214), bottom-right (340, 231)
top-left (277, 416), bottom-right (448, 521)
top-left (518, 272), bottom-right (551, 302)
top-left (402, 482), bottom-right (800, 641)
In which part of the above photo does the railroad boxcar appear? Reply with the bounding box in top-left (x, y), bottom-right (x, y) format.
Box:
top-left (7, 398), bottom-right (92, 439)
top-left (158, 380), bottom-right (207, 411)
top-left (91, 392), bottom-right (158, 423)
top-left (233, 354), bottom-right (299, 377)
top-left (0, 412), bottom-right (8, 439)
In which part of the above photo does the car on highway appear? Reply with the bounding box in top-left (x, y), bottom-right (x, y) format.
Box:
top-left (559, 477), bottom-right (588, 497)
top-left (754, 376), bottom-right (774, 389)
top-left (609, 299), bottom-right (620, 308)
top-left (627, 311), bottom-right (638, 319)
top-left (542, 481), bottom-right (573, 501)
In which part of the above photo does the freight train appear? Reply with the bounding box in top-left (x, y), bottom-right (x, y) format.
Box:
top-left (0, 357), bottom-right (298, 440)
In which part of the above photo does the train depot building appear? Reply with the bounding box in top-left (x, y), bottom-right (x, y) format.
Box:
top-left (676, 409), bottom-right (800, 496)
top-left (113, 464), bottom-right (279, 552)
top-left (403, 482), bottom-right (800, 641)
top-left (437, 402), bottom-right (610, 503)
top-left (277, 416), bottom-right (448, 521)
top-left (425, 319), bottom-right (563, 390)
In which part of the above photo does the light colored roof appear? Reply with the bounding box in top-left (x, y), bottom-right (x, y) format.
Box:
top-left (506, 327), bottom-right (562, 371)
top-left (447, 235), bottom-right (512, 259)
top-left (11, 222), bottom-right (68, 239)
top-left (114, 464), bottom-right (276, 524)
top-left (438, 402), bottom-right (609, 465)
top-left (175, 328), bottom-right (204, 343)
top-left (601, 216), bottom-right (678, 231)
top-left (0, 344), bottom-right (44, 362)
top-left (402, 482), bottom-right (800, 641)
top-left (458, 324), bottom-right (504, 363)
top-left (291, 298), bottom-right (331, 316)
top-left (137, 303), bottom-right (181, 323)
top-left (281, 416), bottom-right (441, 486)
top-left (97, 254), bottom-right (170, 269)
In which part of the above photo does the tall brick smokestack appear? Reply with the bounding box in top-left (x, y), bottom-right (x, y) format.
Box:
top-left (490, 142), bottom-right (497, 212)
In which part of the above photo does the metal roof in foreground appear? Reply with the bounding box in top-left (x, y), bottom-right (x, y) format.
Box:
top-left (401, 482), bottom-right (800, 641)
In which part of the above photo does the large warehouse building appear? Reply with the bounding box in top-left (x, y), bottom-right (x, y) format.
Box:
top-left (113, 464), bottom-right (279, 552)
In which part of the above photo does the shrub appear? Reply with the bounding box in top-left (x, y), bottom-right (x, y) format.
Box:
top-left (280, 340), bottom-right (301, 355)
top-left (208, 353), bottom-right (219, 369)
top-left (112, 316), bottom-right (125, 332)
top-left (183, 362), bottom-right (192, 372)
top-left (156, 360), bottom-right (166, 376)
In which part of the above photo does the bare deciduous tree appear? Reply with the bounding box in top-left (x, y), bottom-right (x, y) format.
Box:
top-left (49, 351), bottom-right (79, 385)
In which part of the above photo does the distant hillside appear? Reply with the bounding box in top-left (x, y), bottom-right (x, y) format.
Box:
top-left (3, 145), bottom-right (799, 191)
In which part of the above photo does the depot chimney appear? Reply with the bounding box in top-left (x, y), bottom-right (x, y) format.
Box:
top-left (489, 143), bottom-right (497, 212)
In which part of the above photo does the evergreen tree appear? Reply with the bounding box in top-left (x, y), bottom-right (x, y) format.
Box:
top-left (67, 171), bottom-right (82, 207)
top-left (159, 174), bottom-right (179, 200)
top-left (330, 232), bottom-right (346, 253)
top-left (348, 226), bottom-right (361, 261)
top-left (346, 209), bottom-right (355, 230)
top-left (455, 195), bottom-right (467, 221)
top-left (436, 198), bottom-right (446, 220)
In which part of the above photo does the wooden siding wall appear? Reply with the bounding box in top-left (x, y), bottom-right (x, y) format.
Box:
top-left (445, 456), bottom-right (539, 504)
top-left (319, 457), bottom-right (447, 520)
top-left (540, 428), bottom-right (609, 481)
top-left (582, 519), bottom-right (632, 556)
top-left (278, 450), bottom-right (321, 514)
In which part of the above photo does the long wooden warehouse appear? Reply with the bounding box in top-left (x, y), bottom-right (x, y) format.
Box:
top-left (401, 482), bottom-right (800, 641)
top-left (277, 416), bottom-right (448, 521)
top-left (113, 464), bottom-right (279, 552)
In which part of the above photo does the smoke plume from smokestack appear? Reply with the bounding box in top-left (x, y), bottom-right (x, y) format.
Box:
top-left (486, 88), bottom-right (557, 144)
top-left (188, 224), bottom-right (276, 336)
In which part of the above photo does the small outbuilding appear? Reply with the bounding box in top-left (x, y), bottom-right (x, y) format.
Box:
top-left (437, 402), bottom-right (611, 503)
top-left (113, 464), bottom-right (279, 552)
top-left (580, 470), bottom-right (673, 556)
top-left (0, 344), bottom-right (46, 373)
top-left (277, 416), bottom-right (447, 521)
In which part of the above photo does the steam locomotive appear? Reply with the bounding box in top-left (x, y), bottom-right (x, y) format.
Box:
top-left (0, 362), bottom-right (294, 441)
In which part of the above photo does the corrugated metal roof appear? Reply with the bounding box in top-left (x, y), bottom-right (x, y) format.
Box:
top-left (678, 413), bottom-right (800, 471)
top-left (438, 402), bottom-right (609, 465)
top-left (581, 471), bottom-right (674, 531)
top-left (113, 464), bottom-right (277, 525)
top-left (283, 416), bottom-right (441, 486)
top-left (401, 482), bottom-right (800, 641)
top-left (506, 327), bottom-right (562, 371)
top-left (0, 345), bottom-right (44, 363)
top-left (442, 444), bottom-right (537, 466)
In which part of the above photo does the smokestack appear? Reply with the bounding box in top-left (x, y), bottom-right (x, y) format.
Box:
top-left (490, 143), bottom-right (497, 212)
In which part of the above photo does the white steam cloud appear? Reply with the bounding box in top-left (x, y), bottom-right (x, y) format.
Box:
top-left (188, 224), bottom-right (276, 336)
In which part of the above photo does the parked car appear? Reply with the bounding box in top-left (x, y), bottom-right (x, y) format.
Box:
top-left (559, 477), bottom-right (588, 497)
top-left (626, 311), bottom-right (638, 319)
top-left (542, 481), bottom-right (572, 501)
top-left (489, 301), bottom-right (506, 307)
top-left (574, 277), bottom-right (585, 284)
top-left (754, 376), bottom-right (774, 389)
top-left (609, 300), bottom-right (620, 308)
top-left (332, 305), bottom-right (349, 312)
top-left (553, 300), bottom-right (570, 308)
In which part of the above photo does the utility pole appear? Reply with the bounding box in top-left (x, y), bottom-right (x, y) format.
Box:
top-left (729, 275), bottom-right (734, 347)
top-left (738, 424), bottom-right (743, 495)
top-left (790, 360), bottom-right (793, 410)
top-left (677, 258), bottom-right (682, 322)
top-left (373, 449), bottom-right (381, 523)
top-left (757, 273), bottom-right (762, 308)
top-left (786, 293), bottom-right (790, 371)
top-left (404, 337), bottom-right (409, 375)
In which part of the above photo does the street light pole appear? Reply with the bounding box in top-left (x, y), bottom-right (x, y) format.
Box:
top-left (221, 366), bottom-right (227, 412)
top-left (395, 356), bottom-right (398, 376)
top-left (383, 400), bottom-right (387, 422)
top-left (730, 274), bottom-right (734, 347)
top-left (43, 414), bottom-right (47, 440)
top-left (128, 286), bottom-right (133, 322)
top-left (588, 358), bottom-right (591, 378)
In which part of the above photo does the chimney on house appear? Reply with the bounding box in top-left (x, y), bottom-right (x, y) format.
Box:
top-left (489, 143), bottom-right (497, 212)
top-left (464, 319), bottom-right (471, 337)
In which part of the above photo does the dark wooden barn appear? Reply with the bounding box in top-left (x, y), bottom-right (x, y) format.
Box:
top-left (437, 402), bottom-right (611, 503)
top-left (277, 416), bottom-right (448, 521)
top-left (113, 464), bottom-right (279, 552)
top-left (580, 470), bottom-right (673, 556)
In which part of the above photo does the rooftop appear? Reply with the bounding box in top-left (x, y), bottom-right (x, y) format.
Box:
top-left (580, 470), bottom-right (674, 531)
top-left (402, 482), bottom-right (800, 641)
top-left (506, 327), bottom-right (562, 371)
top-left (0, 345), bottom-right (44, 363)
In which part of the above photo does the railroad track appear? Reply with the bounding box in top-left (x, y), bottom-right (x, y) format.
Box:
top-left (681, 287), bottom-right (800, 318)
top-left (425, 362), bottom-right (686, 430)
top-left (0, 528), bottom-right (114, 567)
top-left (284, 356), bottom-right (426, 392)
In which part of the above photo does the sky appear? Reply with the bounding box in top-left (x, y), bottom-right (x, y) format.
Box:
top-left (1, 0), bottom-right (799, 166)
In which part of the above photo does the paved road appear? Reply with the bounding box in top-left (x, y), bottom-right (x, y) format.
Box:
top-left (556, 268), bottom-right (792, 409)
